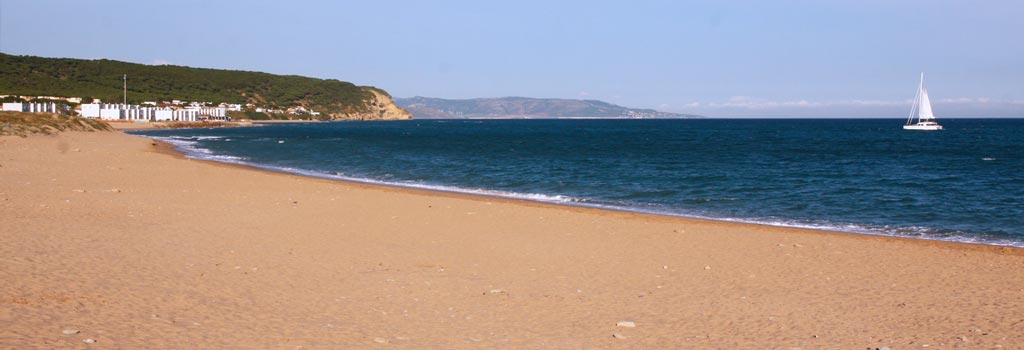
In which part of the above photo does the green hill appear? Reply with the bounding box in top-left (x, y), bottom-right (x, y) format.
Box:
top-left (0, 53), bottom-right (410, 120)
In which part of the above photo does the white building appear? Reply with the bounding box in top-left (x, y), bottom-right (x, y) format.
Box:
top-left (81, 103), bottom-right (158, 121)
top-left (155, 109), bottom-right (200, 122)
top-left (79, 103), bottom-right (130, 120)
top-left (77, 103), bottom-right (224, 122)
top-left (197, 107), bottom-right (228, 120)
top-left (175, 109), bottom-right (199, 121)
top-left (2, 102), bottom-right (70, 114)
top-left (124, 107), bottom-right (156, 121)
top-left (2, 102), bottom-right (25, 111)
top-left (99, 107), bottom-right (123, 120)
top-left (80, 103), bottom-right (101, 118)
top-left (154, 109), bottom-right (174, 121)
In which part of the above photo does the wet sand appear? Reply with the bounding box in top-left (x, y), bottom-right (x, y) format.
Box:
top-left (2, 131), bottom-right (1022, 349)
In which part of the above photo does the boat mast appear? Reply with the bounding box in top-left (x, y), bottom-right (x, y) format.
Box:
top-left (905, 73), bottom-right (922, 126)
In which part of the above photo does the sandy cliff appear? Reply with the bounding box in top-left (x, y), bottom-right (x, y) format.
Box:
top-left (330, 89), bottom-right (413, 121)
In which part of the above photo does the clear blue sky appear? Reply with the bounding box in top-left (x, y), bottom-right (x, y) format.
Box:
top-left (2, 0), bottom-right (1022, 117)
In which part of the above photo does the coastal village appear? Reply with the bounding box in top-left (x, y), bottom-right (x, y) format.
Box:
top-left (0, 93), bottom-right (321, 122)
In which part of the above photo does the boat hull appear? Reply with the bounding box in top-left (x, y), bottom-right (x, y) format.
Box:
top-left (903, 124), bottom-right (943, 131)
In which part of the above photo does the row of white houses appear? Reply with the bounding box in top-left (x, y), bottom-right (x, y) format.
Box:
top-left (2, 102), bottom-right (70, 114)
top-left (78, 104), bottom-right (228, 122)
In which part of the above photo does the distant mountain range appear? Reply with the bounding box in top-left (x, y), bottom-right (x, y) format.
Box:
top-left (395, 96), bottom-right (703, 119)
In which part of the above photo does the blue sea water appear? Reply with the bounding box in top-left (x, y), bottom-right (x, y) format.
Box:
top-left (131, 119), bottom-right (1024, 247)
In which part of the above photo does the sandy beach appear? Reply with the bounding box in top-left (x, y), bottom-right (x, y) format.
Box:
top-left (2, 130), bottom-right (1022, 349)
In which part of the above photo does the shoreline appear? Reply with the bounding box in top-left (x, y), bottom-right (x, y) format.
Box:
top-left (141, 132), bottom-right (1023, 250)
top-left (104, 120), bottom-right (257, 130)
top-left (4, 130), bottom-right (1023, 349)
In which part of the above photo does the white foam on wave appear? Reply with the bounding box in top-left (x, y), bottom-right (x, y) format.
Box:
top-left (261, 166), bottom-right (588, 205)
top-left (149, 136), bottom-right (246, 162)
top-left (139, 134), bottom-right (1024, 249)
top-left (164, 135), bottom-right (227, 141)
top-left (136, 142), bottom-right (587, 206)
top-left (692, 216), bottom-right (1024, 248)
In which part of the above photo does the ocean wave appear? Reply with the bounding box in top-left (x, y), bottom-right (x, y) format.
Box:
top-left (150, 136), bottom-right (246, 161)
top-left (163, 135), bottom-right (228, 141)
top-left (689, 217), bottom-right (1024, 248)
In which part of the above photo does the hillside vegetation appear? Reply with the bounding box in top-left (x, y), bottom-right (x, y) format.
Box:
top-left (0, 53), bottom-right (410, 120)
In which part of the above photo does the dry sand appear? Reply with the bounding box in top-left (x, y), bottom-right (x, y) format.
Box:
top-left (1, 131), bottom-right (1022, 349)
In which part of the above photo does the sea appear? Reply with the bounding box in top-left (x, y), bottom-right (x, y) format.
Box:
top-left (130, 118), bottom-right (1024, 247)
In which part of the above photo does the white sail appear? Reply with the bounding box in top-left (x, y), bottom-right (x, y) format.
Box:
top-left (918, 81), bottom-right (935, 120)
top-left (903, 72), bottom-right (943, 130)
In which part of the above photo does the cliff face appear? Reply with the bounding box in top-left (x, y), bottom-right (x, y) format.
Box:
top-left (332, 89), bottom-right (412, 121)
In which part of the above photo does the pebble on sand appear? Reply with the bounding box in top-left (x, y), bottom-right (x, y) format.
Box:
top-left (373, 337), bottom-right (388, 344)
top-left (62, 329), bottom-right (80, 335)
top-left (612, 333), bottom-right (627, 339)
top-left (83, 338), bottom-right (97, 343)
top-left (616, 321), bottom-right (636, 328)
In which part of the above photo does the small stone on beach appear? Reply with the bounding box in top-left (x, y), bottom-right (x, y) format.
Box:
top-left (704, 265), bottom-right (711, 270)
top-left (62, 329), bottom-right (80, 335)
top-left (616, 321), bottom-right (636, 328)
top-left (373, 337), bottom-right (388, 344)
top-left (612, 333), bottom-right (627, 339)
top-left (83, 338), bottom-right (97, 343)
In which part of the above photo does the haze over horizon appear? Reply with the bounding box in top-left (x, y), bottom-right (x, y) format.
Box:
top-left (2, 0), bottom-right (1021, 118)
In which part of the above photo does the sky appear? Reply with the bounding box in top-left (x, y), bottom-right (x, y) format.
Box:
top-left (1, 0), bottom-right (1022, 117)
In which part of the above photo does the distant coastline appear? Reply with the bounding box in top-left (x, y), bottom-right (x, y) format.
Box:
top-left (396, 96), bottom-right (703, 119)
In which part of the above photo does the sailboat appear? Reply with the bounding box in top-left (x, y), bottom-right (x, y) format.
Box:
top-left (904, 72), bottom-right (943, 130)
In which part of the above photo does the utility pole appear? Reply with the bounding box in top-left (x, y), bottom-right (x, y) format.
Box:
top-left (123, 74), bottom-right (127, 105)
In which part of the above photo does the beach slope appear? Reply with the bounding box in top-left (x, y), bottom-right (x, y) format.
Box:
top-left (2, 131), bottom-right (1022, 349)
